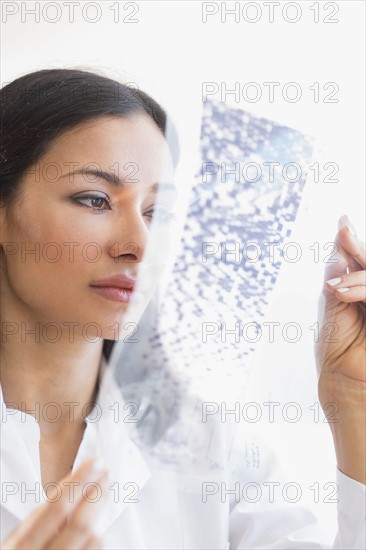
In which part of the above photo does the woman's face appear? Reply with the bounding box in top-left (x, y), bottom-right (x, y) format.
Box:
top-left (0, 114), bottom-right (176, 341)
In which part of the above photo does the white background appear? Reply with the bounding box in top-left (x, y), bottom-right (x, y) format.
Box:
top-left (1, 0), bottom-right (365, 540)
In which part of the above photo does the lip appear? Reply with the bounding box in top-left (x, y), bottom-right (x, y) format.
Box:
top-left (89, 274), bottom-right (136, 303)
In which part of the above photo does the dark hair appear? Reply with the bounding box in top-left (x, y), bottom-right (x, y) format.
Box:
top-left (0, 68), bottom-right (179, 361)
top-left (0, 68), bottom-right (179, 206)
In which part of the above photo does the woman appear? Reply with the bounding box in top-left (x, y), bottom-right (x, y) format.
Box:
top-left (0, 69), bottom-right (365, 549)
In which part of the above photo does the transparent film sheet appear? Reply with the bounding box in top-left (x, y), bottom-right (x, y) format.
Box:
top-left (92, 99), bottom-right (316, 534)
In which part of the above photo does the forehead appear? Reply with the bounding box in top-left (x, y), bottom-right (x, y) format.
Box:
top-left (42, 114), bottom-right (174, 184)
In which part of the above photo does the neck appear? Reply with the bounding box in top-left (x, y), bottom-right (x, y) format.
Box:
top-left (0, 332), bottom-right (104, 437)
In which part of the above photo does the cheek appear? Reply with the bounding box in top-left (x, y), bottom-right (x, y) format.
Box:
top-left (3, 197), bottom-right (131, 333)
top-left (4, 210), bottom-right (105, 315)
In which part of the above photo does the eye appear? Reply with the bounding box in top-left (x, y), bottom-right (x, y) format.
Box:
top-left (144, 208), bottom-right (177, 223)
top-left (72, 194), bottom-right (111, 212)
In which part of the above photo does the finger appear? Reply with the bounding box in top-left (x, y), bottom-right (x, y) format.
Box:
top-left (329, 285), bottom-right (366, 303)
top-left (46, 527), bottom-right (93, 550)
top-left (323, 235), bottom-right (350, 287)
top-left (337, 216), bottom-right (366, 270)
top-left (326, 270), bottom-right (366, 290)
top-left (47, 473), bottom-right (109, 550)
top-left (6, 458), bottom-right (107, 550)
top-left (322, 220), bottom-right (365, 292)
top-left (84, 534), bottom-right (104, 550)
top-left (1, 505), bottom-right (48, 549)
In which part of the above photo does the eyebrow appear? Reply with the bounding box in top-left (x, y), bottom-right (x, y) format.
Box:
top-left (60, 168), bottom-right (177, 195)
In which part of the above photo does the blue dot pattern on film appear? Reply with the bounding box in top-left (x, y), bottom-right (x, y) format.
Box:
top-left (113, 99), bottom-right (314, 462)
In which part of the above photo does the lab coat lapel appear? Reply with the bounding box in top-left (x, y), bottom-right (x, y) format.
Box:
top-left (77, 358), bottom-right (152, 535)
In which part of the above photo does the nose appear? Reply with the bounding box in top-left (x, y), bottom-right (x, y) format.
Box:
top-left (107, 208), bottom-right (149, 266)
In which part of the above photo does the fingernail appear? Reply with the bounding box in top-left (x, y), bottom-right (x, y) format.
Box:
top-left (338, 214), bottom-right (357, 237)
top-left (326, 277), bottom-right (342, 286)
top-left (345, 225), bottom-right (357, 238)
top-left (100, 470), bottom-right (112, 486)
top-left (336, 287), bottom-right (350, 293)
top-left (89, 457), bottom-right (109, 477)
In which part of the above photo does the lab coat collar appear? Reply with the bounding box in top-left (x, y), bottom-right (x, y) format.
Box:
top-left (0, 384), bottom-right (43, 521)
top-left (0, 355), bottom-right (151, 533)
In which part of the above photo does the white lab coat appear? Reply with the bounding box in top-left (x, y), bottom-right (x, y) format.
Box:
top-left (1, 356), bottom-right (365, 550)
